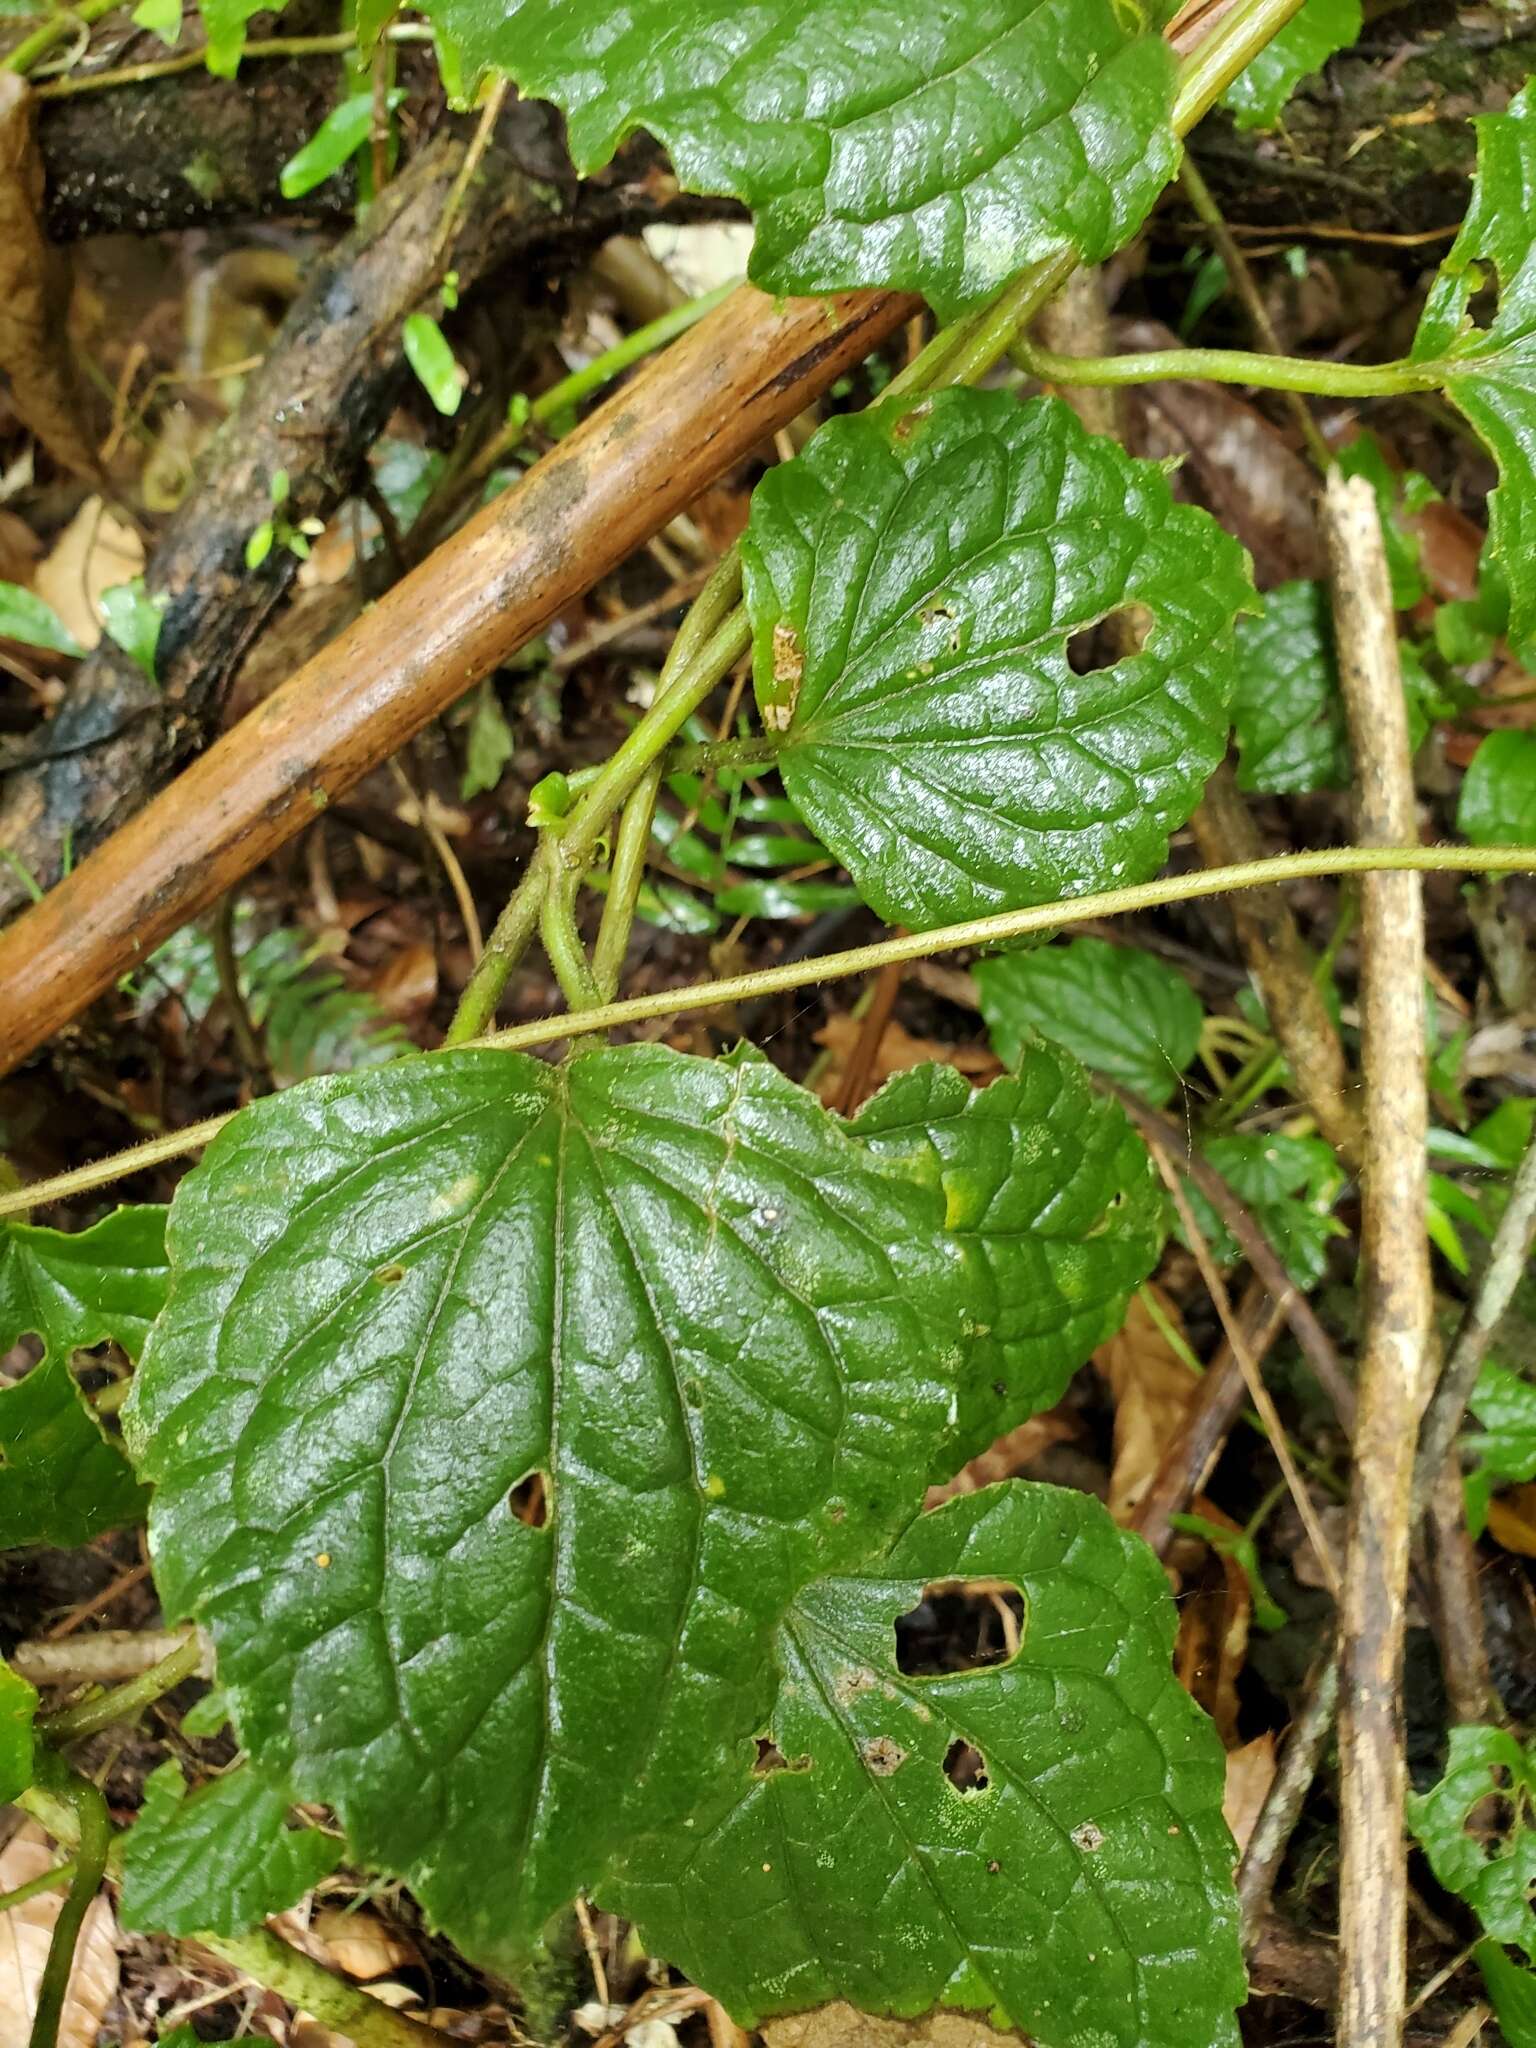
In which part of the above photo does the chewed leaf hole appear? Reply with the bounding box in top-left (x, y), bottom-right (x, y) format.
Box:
top-left (943, 1738), bottom-right (989, 1794)
top-left (895, 1579), bottom-right (1025, 1676)
top-left (1066, 603), bottom-right (1153, 674)
top-left (507, 1470), bottom-right (550, 1529)
top-left (753, 1736), bottom-right (811, 1777)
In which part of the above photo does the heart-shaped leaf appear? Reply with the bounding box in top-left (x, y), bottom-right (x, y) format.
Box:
top-left (609, 1482), bottom-right (1244, 2048)
top-left (742, 390), bottom-right (1255, 930)
top-left (421, 0), bottom-right (1183, 316)
top-left (127, 1041), bottom-right (1155, 1971)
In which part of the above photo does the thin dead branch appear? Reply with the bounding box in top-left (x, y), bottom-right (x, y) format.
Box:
top-left (1328, 468), bottom-right (1432, 2048)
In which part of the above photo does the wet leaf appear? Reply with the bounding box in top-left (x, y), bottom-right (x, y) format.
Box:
top-left (402, 311), bottom-right (465, 416)
top-left (120, 1761), bottom-right (342, 1937)
top-left (126, 1041), bottom-right (1156, 1976)
top-left (976, 934), bottom-right (1203, 1107)
top-left (1412, 82), bottom-right (1536, 663)
top-left (0, 1206), bottom-right (166, 1549)
top-left (609, 1483), bottom-right (1243, 2048)
top-left (744, 390), bottom-right (1254, 931)
top-left (0, 77), bottom-right (99, 480)
top-left (99, 578), bottom-right (166, 686)
top-left (0, 1657), bottom-right (35, 1805)
top-left (1459, 730), bottom-right (1536, 846)
top-left (0, 579), bottom-right (83, 658)
top-left (424, 0), bottom-right (1184, 317)
top-left (281, 92), bottom-right (396, 199)
top-left (1181, 1133), bottom-right (1347, 1290)
top-left (1222, 0), bottom-right (1360, 131)
top-left (1406, 1724), bottom-right (1536, 1955)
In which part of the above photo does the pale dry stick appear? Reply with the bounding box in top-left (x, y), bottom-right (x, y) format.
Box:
top-left (1144, 1136), bottom-right (1343, 1594)
top-left (1329, 468), bottom-right (1433, 2048)
top-left (10, 1625), bottom-right (197, 1687)
top-left (1238, 1119), bottom-right (1536, 1946)
top-left (3, 846), bottom-right (1535, 1225)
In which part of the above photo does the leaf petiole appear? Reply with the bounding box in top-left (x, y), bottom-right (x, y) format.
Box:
top-left (1016, 335), bottom-right (1444, 400)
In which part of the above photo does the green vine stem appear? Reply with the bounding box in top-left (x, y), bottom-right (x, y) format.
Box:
top-left (0, 1856), bottom-right (77, 1914)
top-left (470, 280), bottom-right (743, 486)
top-left (1016, 335), bottom-right (1444, 399)
top-left (1, 0), bottom-right (117, 77)
top-left (8, 844), bottom-right (1536, 1221)
top-left (591, 553), bottom-right (747, 999)
top-left (540, 858), bottom-right (605, 1012)
top-left (19, 1777), bottom-right (449, 2048)
top-left (1170, 0), bottom-right (1309, 129)
top-left (38, 1629), bottom-right (204, 1743)
top-left (26, 1758), bottom-right (109, 2048)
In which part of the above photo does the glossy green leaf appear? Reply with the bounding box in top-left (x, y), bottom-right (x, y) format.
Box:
top-left (130, 0), bottom-right (181, 43)
top-left (975, 934), bottom-right (1202, 1108)
top-left (462, 680), bottom-right (514, 799)
top-left (743, 390), bottom-right (1255, 931)
top-left (714, 877), bottom-right (862, 919)
top-left (197, 0), bottom-right (289, 74)
top-left (120, 1760), bottom-right (342, 1936)
top-left (1231, 579), bottom-right (1439, 793)
top-left (1182, 1134), bottom-right (1346, 1290)
top-left (848, 1055), bottom-right (1161, 1467)
top-left (1336, 435), bottom-right (1437, 612)
top-left (100, 579), bottom-right (166, 686)
top-left (425, 0), bottom-right (1182, 317)
top-left (127, 1042), bottom-right (1156, 1973)
top-left (1478, 1939), bottom-right (1536, 2048)
top-left (0, 1206), bottom-right (166, 1549)
top-left (1464, 1359), bottom-right (1536, 1537)
top-left (279, 92), bottom-right (383, 199)
top-left (1459, 730), bottom-right (1536, 846)
top-left (0, 1658), bottom-right (36, 1806)
top-left (0, 579), bottom-right (84, 658)
top-left (1406, 1725), bottom-right (1536, 1955)
top-left (1222, 0), bottom-right (1360, 131)
top-left (1413, 81), bottom-right (1536, 663)
top-left (609, 1483), bottom-right (1243, 2047)
top-left (1230, 581), bottom-right (1346, 794)
top-left (402, 311), bottom-right (465, 416)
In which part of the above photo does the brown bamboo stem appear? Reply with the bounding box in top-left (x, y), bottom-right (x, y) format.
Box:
top-left (0, 284), bottom-right (915, 1075)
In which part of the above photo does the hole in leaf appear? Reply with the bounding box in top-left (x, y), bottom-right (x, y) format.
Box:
top-left (860, 1735), bottom-right (906, 1776)
top-left (1066, 603), bottom-right (1153, 674)
top-left (753, 1736), bottom-right (810, 1777)
top-left (895, 1579), bottom-right (1025, 1676)
top-left (507, 1470), bottom-right (549, 1528)
top-left (943, 1738), bottom-right (989, 1794)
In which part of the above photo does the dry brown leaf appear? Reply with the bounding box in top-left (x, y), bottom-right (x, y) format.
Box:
top-left (33, 497), bottom-right (145, 652)
top-left (924, 1411), bottom-right (1077, 1510)
top-left (0, 1821), bottom-right (119, 2048)
top-left (1092, 1285), bottom-right (1200, 1522)
top-left (0, 77), bottom-right (99, 480)
top-left (763, 2007), bottom-right (1017, 2048)
top-left (1487, 1485), bottom-right (1536, 1557)
top-left (369, 943), bottom-right (438, 1021)
top-left (308, 1905), bottom-right (416, 1981)
top-left (813, 1013), bottom-right (1000, 1107)
top-left (1222, 1732), bottom-right (1278, 1858)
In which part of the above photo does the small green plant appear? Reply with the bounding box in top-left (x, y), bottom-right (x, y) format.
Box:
top-left (244, 468), bottom-right (325, 570)
top-left (10, 10), bottom-right (1536, 2046)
